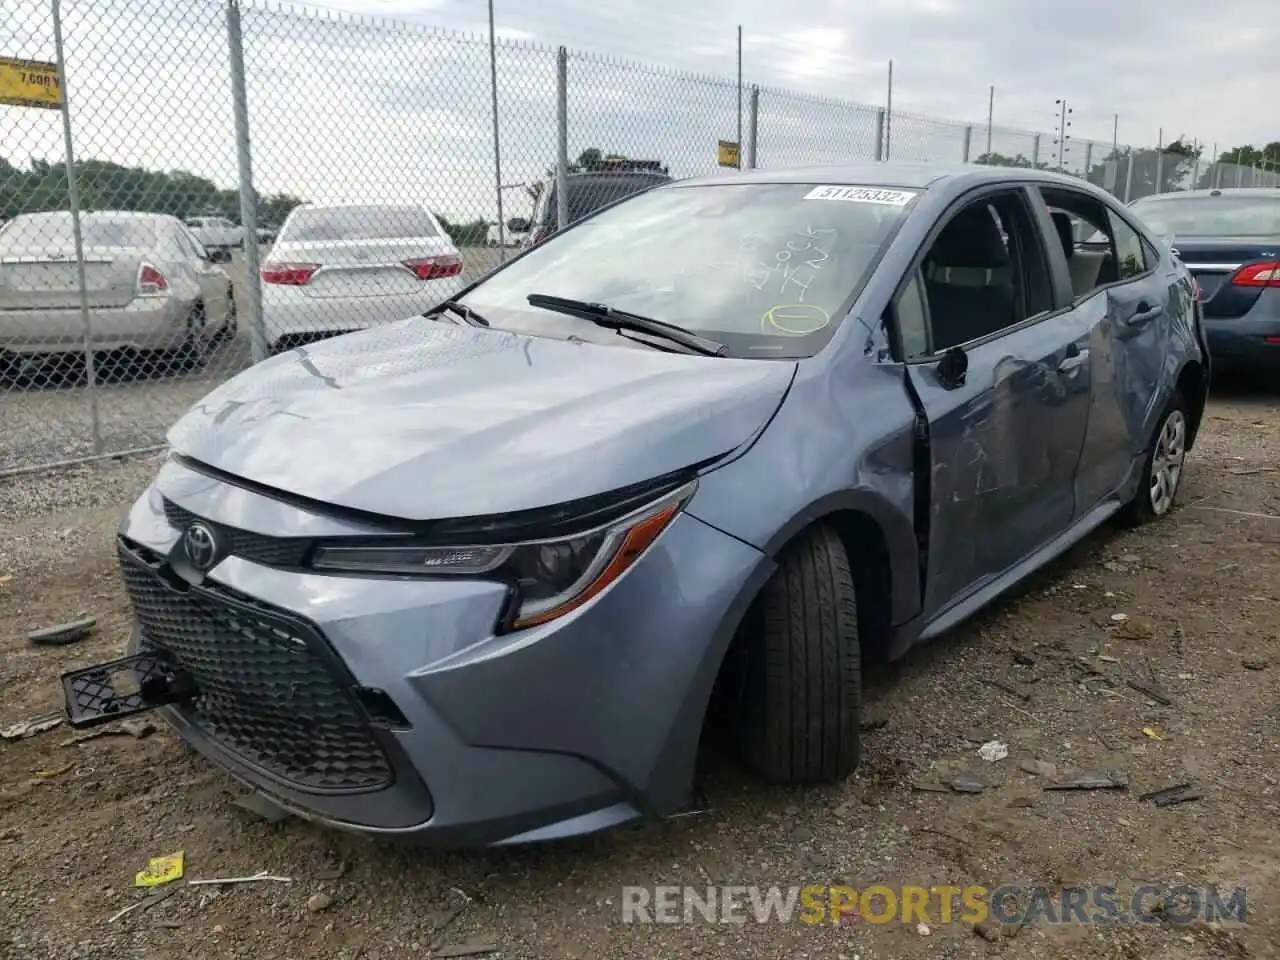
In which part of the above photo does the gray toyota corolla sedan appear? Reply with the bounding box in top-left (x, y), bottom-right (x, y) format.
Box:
top-left (64, 162), bottom-right (1209, 847)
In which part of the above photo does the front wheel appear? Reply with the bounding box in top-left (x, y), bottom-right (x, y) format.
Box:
top-left (1119, 392), bottom-right (1188, 526)
top-left (734, 525), bottom-right (862, 784)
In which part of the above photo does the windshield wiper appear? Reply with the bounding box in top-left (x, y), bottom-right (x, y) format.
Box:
top-left (526, 294), bottom-right (726, 357)
top-left (426, 300), bottom-right (490, 327)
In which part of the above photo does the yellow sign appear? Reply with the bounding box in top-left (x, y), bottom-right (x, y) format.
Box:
top-left (717, 139), bottom-right (740, 168)
top-left (0, 56), bottom-right (62, 109)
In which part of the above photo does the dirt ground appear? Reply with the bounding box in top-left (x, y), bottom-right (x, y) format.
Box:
top-left (1, 385), bottom-right (1277, 960)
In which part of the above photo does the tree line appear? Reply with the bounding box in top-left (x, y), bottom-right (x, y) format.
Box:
top-left (975, 139), bottom-right (1280, 198)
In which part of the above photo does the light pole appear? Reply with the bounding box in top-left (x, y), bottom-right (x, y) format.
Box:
top-left (1053, 98), bottom-right (1072, 172)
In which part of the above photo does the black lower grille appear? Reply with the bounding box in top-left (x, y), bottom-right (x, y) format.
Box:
top-left (162, 498), bottom-right (311, 568)
top-left (118, 537), bottom-right (393, 793)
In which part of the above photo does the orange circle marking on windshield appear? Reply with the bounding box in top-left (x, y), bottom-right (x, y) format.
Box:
top-left (763, 304), bottom-right (831, 335)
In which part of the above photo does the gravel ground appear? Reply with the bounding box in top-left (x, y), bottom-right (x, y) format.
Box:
top-left (0, 247), bottom-right (509, 475)
top-left (1, 385), bottom-right (1278, 960)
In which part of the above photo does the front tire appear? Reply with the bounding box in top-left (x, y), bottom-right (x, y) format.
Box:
top-left (1119, 391), bottom-right (1188, 526)
top-left (736, 525), bottom-right (862, 784)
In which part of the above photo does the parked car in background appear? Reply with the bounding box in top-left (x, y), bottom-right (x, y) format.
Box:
top-left (512, 158), bottom-right (672, 247)
top-left (1128, 187), bottom-right (1279, 373)
top-left (486, 220), bottom-right (527, 248)
top-left (185, 216), bottom-right (244, 253)
top-left (257, 203), bottom-right (465, 353)
top-left (0, 210), bottom-right (236, 377)
top-left (256, 223), bottom-right (280, 247)
top-left (67, 163), bottom-right (1207, 848)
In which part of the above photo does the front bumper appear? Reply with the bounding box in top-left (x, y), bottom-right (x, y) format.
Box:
top-left (104, 460), bottom-right (766, 846)
top-left (0, 298), bottom-right (185, 354)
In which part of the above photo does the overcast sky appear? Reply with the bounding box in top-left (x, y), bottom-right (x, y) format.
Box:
top-left (3, 0), bottom-right (1275, 223)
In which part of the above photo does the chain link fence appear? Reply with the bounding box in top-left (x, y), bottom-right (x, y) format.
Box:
top-left (3, 0), bottom-right (1279, 476)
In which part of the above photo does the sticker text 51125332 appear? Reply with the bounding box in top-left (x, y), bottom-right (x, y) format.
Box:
top-left (803, 186), bottom-right (916, 206)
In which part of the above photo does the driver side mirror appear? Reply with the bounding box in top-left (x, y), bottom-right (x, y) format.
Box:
top-left (506, 217), bottom-right (530, 233)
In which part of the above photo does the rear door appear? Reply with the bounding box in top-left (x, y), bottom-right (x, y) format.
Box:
top-left (899, 186), bottom-right (1093, 618)
top-left (1030, 186), bottom-right (1176, 509)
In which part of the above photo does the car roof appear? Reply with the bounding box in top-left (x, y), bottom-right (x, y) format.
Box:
top-left (14, 209), bottom-right (171, 221)
top-left (1134, 187), bottom-right (1280, 201)
top-left (674, 161), bottom-right (1114, 193)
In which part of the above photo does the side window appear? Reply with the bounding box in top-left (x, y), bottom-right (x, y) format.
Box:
top-left (920, 190), bottom-right (1054, 352)
top-left (895, 271), bottom-right (930, 359)
top-left (1106, 210), bottom-right (1149, 280)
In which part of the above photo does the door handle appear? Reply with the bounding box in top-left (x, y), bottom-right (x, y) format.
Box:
top-left (1057, 348), bottom-right (1089, 374)
top-left (1126, 300), bottom-right (1162, 327)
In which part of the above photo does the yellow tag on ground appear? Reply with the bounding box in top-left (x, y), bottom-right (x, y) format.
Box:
top-left (135, 851), bottom-right (184, 887)
top-left (1142, 727), bottom-right (1164, 741)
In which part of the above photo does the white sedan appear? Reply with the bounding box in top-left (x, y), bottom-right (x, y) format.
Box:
top-left (259, 203), bottom-right (466, 353)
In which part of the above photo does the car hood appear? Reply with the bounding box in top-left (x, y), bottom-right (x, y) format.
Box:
top-left (167, 318), bottom-right (796, 521)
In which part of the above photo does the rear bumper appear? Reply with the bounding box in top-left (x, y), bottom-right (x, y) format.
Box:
top-left (0, 298), bottom-right (186, 354)
top-left (262, 279), bottom-right (465, 348)
top-left (1204, 297), bottom-right (1280, 370)
top-left (115, 463), bottom-right (766, 847)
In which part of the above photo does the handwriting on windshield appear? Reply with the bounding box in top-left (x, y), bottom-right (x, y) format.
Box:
top-left (745, 226), bottom-right (836, 302)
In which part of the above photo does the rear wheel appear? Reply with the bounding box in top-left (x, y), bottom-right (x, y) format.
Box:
top-left (1119, 391), bottom-right (1188, 526)
top-left (168, 302), bottom-right (209, 372)
top-left (735, 525), bottom-right (862, 784)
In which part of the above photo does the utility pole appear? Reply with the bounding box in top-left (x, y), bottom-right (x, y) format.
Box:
top-left (1053, 98), bottom-right (1072, 171)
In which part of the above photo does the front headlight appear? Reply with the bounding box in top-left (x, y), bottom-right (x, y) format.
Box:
top-left (310, 481), bottom-right (696, 629)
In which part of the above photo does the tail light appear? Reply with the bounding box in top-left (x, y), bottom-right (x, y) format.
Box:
top-left (403, 254), bottom-right (462, 280)
top-left (1229, 261), bottom-right (1280, 288)
top-left (261, 262), bottom-right (320, 285)
top-left (136, 263), bottom-right (168, 296)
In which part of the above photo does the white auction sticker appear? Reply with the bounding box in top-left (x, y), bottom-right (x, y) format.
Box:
top-left (803, 185), bottom-right (917, 206)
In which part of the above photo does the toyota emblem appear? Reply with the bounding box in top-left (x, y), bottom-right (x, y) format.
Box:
top-left (183, 522), bottom-right (219, 571)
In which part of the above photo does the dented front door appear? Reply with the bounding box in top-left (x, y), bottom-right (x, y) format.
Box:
top-left (907, 312), bottom-right (1094, 620)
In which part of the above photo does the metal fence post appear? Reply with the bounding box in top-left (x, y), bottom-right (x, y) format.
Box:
top-left (1236, 164), bottom-right (1244, 187)
top-left (735, 25), bottom-right (742, 170)
top-left (51, 0), bottom-right (102, 454)
top-left (1154, 128), bottom-right (1164, 193)
top-left (874, 108), bottom-right (885, 162)
top-left (1122, 150), bottom-right (1135, 203)
top-left (962, 125), bottom-right (972, 163)
top-left (746, 85), bottom-right (758, 169)
top-left (555, 47), bottom-right (569, 231)
top-left (1213, 163), bottom-right (1222, 189)
top-left (1083, 142), bottom-right (1092, 181)
top-left (226, 0), bottom-right (266, 365)
top-left (1191, 156), bottom-right (1201, 189)
top-left (486, 0), bottom-right (505, 262)
top-left (1032, 134), bottom-right (1040, 168)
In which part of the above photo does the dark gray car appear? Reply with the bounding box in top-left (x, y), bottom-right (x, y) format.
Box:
top-left (64, 162), bottom-right (1209, 848)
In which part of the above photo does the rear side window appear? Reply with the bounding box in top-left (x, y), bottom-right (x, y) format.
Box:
top-left (1130, 194), bottom-right (1280, 237)
top-left (0, 214), bottom-right (156, 250)
top-left (283, 206), bottom-right (440, 242)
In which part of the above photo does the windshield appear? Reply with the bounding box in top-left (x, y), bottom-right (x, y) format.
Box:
top-left (0, 213), bottom-right (157, 250)
top-left (545, 174), bottom-right (671, 225)
top-left (282, 205), bottom-right (440, 242)
top-left (1130, 194), bottom-right (1280, 237)
top-left (461, 181), bottom-right (917, 358)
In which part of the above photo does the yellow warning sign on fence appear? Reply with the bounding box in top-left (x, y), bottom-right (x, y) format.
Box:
top-left (0, 56), bottom-right (62, 109)
top-left (717, 139), bottom-right (740, 168)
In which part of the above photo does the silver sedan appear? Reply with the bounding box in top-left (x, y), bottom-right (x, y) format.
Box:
top-left (0, 210), bottom-right (236, 375)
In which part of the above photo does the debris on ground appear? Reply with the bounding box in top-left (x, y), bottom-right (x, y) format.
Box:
top-left (108, 882), bottom-right (184, 924)
top-left (306, 891), bottom-right (334, 912)
top-left (972, 918), bottom-right (1002, 942)
top-left (1018, 759), bottom-right (1056, 778)
top-left (950, 773), bottom-right (987, 794)
top-left (978, 740), bottom-right (1009, 762)
top-left (120, 719), bottom-right (156, 739)
top-left (27, 616), bottom-right (97, 646)
top-left (1044, 771), bottom-right (1129, 791)
top-left (33, 763), bottom-right (74, 779)
top-left (135, 851), bottom-right (185, 888)
top-left (231, 792), bottom-right (292, 824)
top-left (1127, 678), bottom-right (1173, 706)
top-left (188, 870), bottom-right (292, 886)
top-left (916, 922), bottom-right (931, 936)
top-left (432, 940), bottom-right (500, 958)
top-left (1142, 727), bottom-right (1165, 740)
top-left (1139, 783), bottom-right (1203, 807)
top-left (981, 678), bottom-right (1031, 702)
top-left (1113, 618), bottom-right (1155, 640)
top-left (0, 714), bottom-right (63, 741)
top-left (1242, 658), bottom-right (1269, 671)
top-left (60, 727), bottom-right (128, 746)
